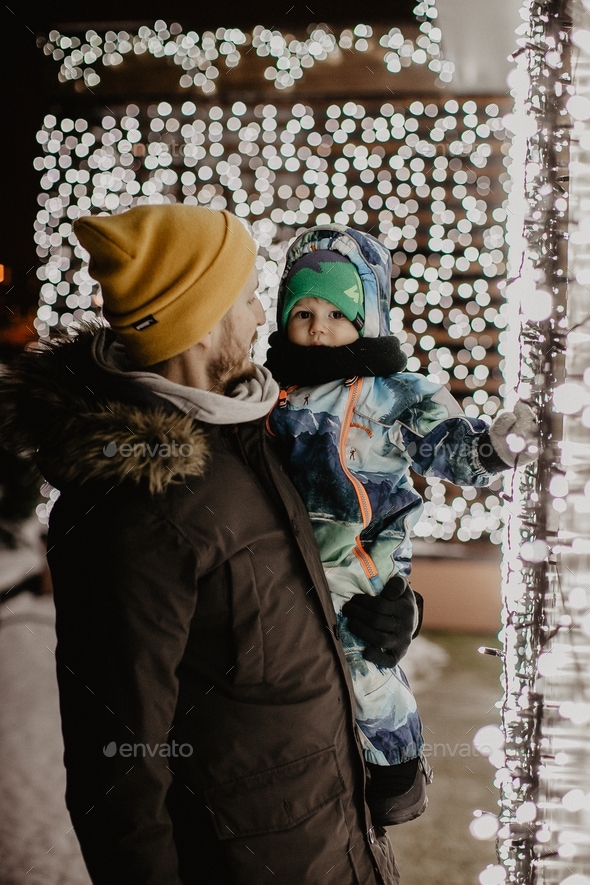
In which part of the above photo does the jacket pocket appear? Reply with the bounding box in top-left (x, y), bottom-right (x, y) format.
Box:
top-left (205, 745), bottom-right (345, 840)
top-left (228, 548), bottom-right (265, 685)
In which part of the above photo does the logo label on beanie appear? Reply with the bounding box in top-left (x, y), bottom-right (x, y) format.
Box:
top-left (344, 284), bottom-right (362, 303)
top-left (132, 315), bottom-right (158, 331)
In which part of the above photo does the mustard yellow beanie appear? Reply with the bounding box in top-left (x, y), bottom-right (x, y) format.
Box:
top-left (73, 205), bottom-right (257, 367)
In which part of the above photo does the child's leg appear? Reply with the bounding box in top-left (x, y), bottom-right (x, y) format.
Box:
top-left (327, 568), bottom-right (431, 825)
top-left (327, 569), bottom-right (423, 766)
top-left (336, 604), bottom-right (423, 764)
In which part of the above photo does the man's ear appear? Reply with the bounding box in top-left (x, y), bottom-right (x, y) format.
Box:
top-left (195, 329), bottom-right (214, 352)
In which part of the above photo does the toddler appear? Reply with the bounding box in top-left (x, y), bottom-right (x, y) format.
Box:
top-left (265, 224), bottom-right (538, 826)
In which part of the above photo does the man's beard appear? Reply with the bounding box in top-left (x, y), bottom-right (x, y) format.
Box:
top-left (206, 314), bottom-right (258, 395)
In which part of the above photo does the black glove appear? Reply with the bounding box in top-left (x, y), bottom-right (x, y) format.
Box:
top-left (341, 575), bottom-right (423, 669)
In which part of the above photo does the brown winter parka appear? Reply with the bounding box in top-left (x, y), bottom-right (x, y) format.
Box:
top-left (2, 324), bottom-right (399, 885)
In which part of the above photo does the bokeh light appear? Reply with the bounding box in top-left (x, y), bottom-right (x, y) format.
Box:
top-left (34, 22), bottom-right (507, 541)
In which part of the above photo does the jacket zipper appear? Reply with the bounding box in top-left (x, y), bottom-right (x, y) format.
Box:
top-left (266, 385), bottom-right (298, 436)
top-left (338, 378), bottom-right (379, 582)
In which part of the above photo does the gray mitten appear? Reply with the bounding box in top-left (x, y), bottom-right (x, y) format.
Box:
top-left (488, 401), bottom-right (539, 467)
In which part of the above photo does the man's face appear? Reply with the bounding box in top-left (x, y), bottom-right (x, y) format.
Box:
top-left (206, 265), bottom-right (265, 394)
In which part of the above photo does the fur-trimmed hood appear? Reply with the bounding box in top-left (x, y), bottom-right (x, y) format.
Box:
top-left (0, 320), bottom-right (210, 495)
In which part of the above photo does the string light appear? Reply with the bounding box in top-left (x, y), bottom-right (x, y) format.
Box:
top-left (472, 1), bottom-right (590, 882)
top-left (33, 23), bottom-right (504, 538)
top-left (41, 11), bottom-right (453, 95)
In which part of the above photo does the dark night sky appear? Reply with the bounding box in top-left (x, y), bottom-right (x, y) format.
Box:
top-left (0, 1), bottom-right (417, 318)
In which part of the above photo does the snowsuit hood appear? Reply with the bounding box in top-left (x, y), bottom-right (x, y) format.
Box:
top-left (276, 224), bottom-right (393, 340)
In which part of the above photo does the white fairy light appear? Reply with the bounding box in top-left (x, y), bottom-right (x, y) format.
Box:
top-left (474, 723), bottom-right (505, 757)
top-left (479, 865), bottom-right (507, 885)
top-left (471, 811), bottom-right (500, 840)
top-left (40, 7), bottom-right (452, 96)
top-left (33, 15), bottom-right (502, 537)
top-left (477, 1), bottom-right (590, 882)
top-left (554, 382), bottom-right (590, 414)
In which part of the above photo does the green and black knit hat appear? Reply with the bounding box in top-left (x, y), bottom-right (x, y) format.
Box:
top-left (280, 250), bottom-right (365, 335)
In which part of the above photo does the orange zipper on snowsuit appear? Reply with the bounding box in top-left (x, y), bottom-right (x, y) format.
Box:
top-left (266, 386), bottom-right (298, 436)
top-left (338, 378), bottom-right (379, 582)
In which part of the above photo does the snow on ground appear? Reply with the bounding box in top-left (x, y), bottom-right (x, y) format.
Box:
top-left (402, 634), bottom-right (450, 694)
top-left (0, 591), bottom-right (90, 885)
top-left (0, 516), bottom-right (47, 594)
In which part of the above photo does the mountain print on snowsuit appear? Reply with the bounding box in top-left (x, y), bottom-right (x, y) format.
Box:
top-left (269, 224), bottom-right (503, 765)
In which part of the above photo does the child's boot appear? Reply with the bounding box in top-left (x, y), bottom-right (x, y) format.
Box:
top-left (366, 755), bottom-right (433, 826)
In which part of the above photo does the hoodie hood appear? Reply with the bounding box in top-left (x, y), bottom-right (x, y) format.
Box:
top-left (0, 320), bottom-right (274, 495)
top-left (276, 224), bottom-right (393, 340)
top-left (92, 326), bottom-right (279, 426)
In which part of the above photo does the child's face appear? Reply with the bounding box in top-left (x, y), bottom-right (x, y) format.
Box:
top-left (286, 297), bottom-right (360, 347)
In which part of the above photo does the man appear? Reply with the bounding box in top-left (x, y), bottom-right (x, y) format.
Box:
top-left (2, 205), bottom-right (414, 884)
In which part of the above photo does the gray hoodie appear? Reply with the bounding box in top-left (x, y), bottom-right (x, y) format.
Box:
top-left (91, 326), bottom-right (279, 425)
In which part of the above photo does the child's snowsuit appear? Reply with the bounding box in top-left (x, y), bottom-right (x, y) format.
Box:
top-left (267, 224), bottom-right (505, 767)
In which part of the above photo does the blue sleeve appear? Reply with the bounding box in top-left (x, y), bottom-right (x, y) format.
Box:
top-left (394, 379), bottom-right (500, 487)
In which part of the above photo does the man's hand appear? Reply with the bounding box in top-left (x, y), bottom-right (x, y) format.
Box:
top-left (489, 401), bottom-right (539, 467)
top-left (341, 575), bottom-right (422, 669)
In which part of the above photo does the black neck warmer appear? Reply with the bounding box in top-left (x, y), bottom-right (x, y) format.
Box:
top-left (264, 331), bottom-right (407, 386)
